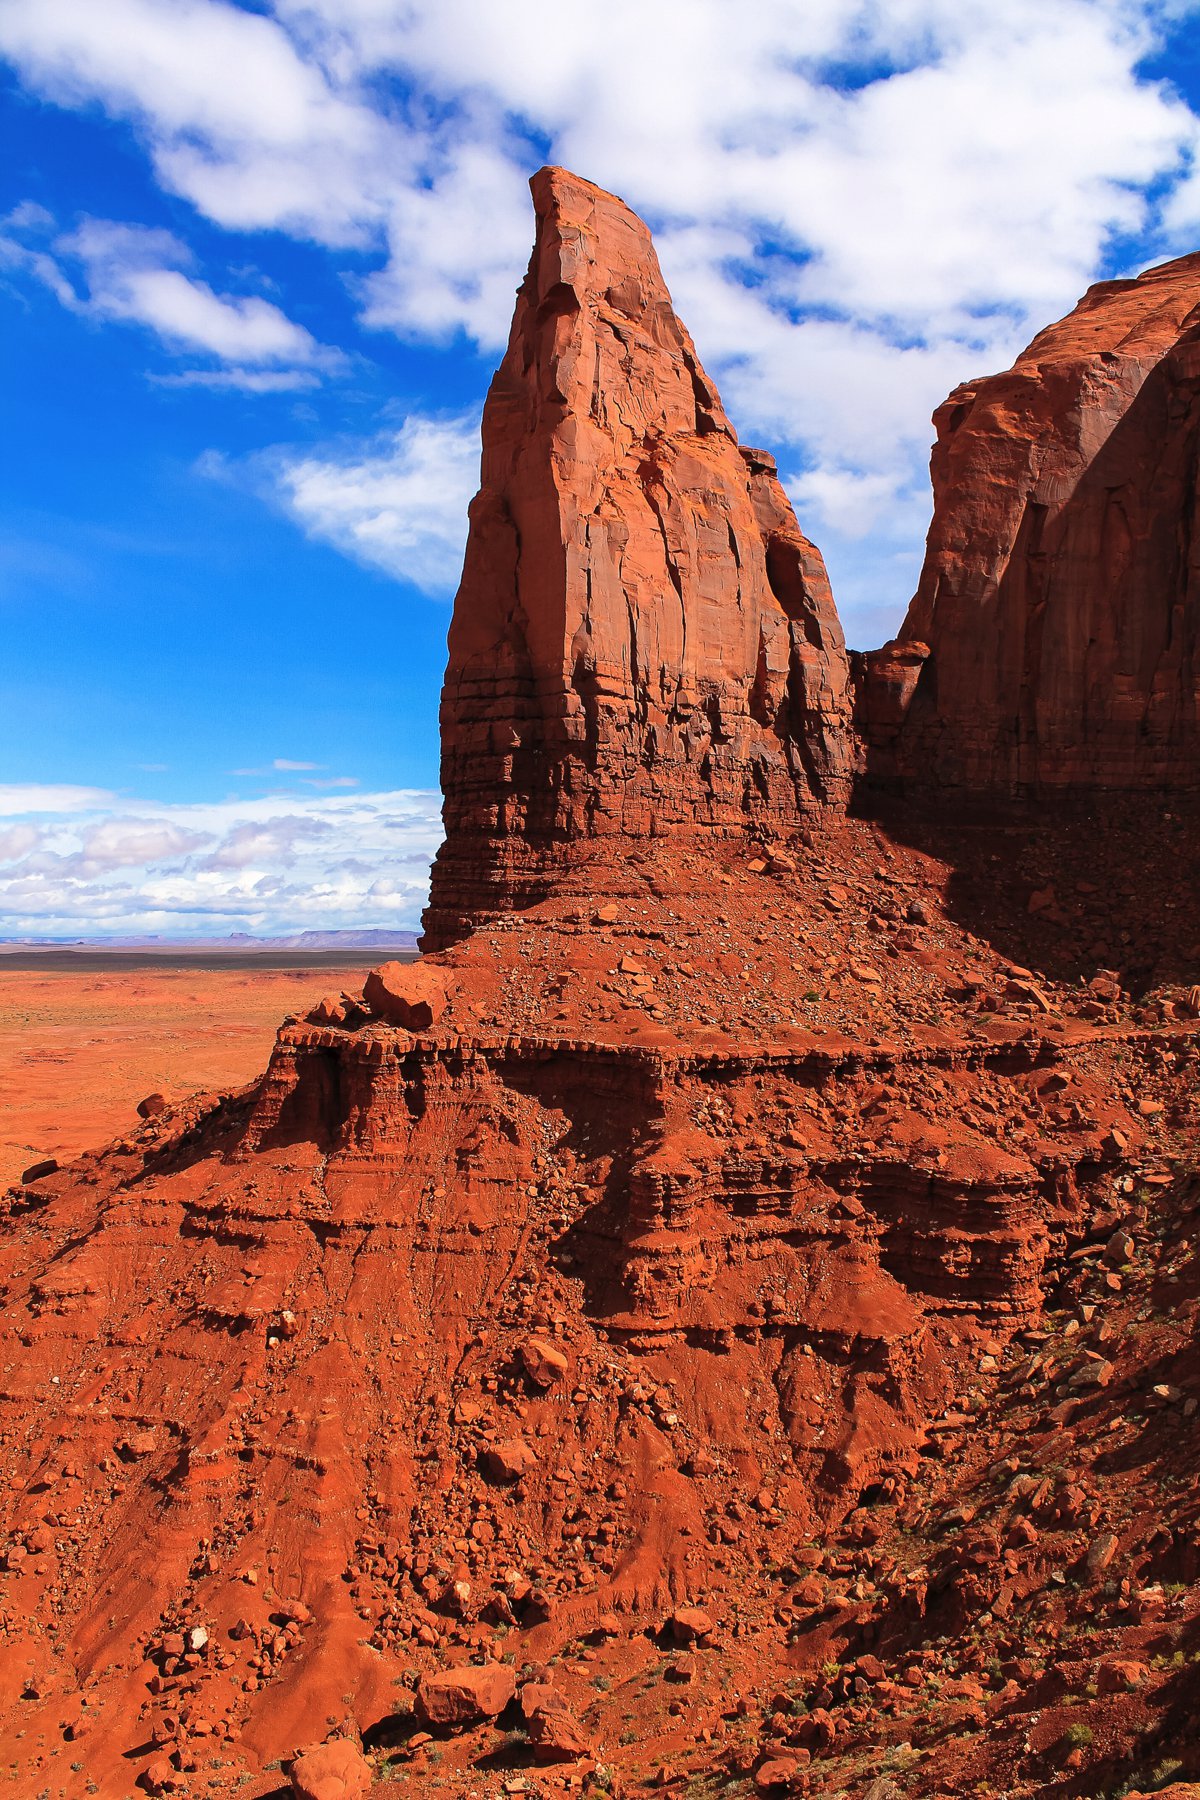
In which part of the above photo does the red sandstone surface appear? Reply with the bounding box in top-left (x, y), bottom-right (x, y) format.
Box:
top-left (860, 255), bottom-right (1200, 792)
top-left (425, 165), bottom-right (851, 950)
top-left (4, 169), bottom-right (1200, 1800)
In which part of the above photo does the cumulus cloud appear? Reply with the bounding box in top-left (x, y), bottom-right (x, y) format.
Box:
top-left (357, 136), bottom-right (536, 348)
top-left (236, 412), bottom-right (480, 592)
top-left (1, 207), bottom-right (343, 384)
top-left (76, 818), bottom-right (214, 871)
top-left (0, 824), bottom-right (41, 859)
top-left (0, 784), bottom-right (443, 939)
top-left (3, 0), bottom-right (1200, 637)
top-left (0, 0), bottom-right (394, 243)
top-left (199, 813), bottom-right (333, 871)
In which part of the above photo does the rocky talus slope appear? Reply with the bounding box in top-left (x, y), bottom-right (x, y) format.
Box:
top-left (3, 171), bottom-right (1200, 1800)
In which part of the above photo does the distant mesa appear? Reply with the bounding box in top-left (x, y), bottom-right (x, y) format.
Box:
top-left (0, 929), bottom-right (420, 955)
top-left (224, 930), bottom-right (420, 950)
top-left (278, 929), bottom-right (420, 950)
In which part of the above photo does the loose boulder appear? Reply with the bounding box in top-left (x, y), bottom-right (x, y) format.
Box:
top-left (288, 1737), bottom-right (372, 1800)
top-left (362, 960), bottom-right (447, 1031)
top-left (668, 1605), bottom-right (714, 1643)
top-left (479, 1437), bottom-right (539, 1483)
top-left (755, 1757), bottom-right (802, 1793)
top-left (526, 1696), bottom-right (592, 1763)
top-left (519, 1337), bottom-right (569, 1388)
top-left (415, 1663), bottom-right (517, 1728)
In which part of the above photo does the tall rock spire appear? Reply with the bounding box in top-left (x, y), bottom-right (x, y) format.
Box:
top-left (861, 252), bottom-right (1200, 792)
top-left (424, 166), bottom-right (851, 947)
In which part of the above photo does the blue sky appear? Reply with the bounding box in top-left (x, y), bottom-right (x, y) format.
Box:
top-left (2, 0), bottom-right (1200, 937)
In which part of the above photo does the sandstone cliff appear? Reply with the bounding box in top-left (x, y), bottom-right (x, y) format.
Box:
top-left (861, 252), bottom-right (1200, 791)
top-left (424, 166), bottom-right (851, 947)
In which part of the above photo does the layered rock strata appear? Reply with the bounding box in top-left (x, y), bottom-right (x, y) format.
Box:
top-left (860, 252), bottom-right (1200, 791)
top-left (425, 166), bottom-right (851, 947)
top-left (4, 847), bottom-right (1196, 1798)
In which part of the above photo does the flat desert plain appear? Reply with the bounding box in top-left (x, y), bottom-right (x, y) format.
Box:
top-left (0, 956), bottom-right (375, 1189)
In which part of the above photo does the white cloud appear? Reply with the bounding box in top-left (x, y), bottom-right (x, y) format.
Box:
top-left (3, 198), bottom-right (54, 233)
top-left (199, 814), bottom-right (330, 871)
top-left (3, 0), bottom-right (1200, 641)
top-left (0, 785), bottom-right (444, 938)
top-left (151, 366), bottom-right (324, 392)
top-left (77, 818), bottom-right (214, 871)
top-left (358, 136), bottom-right (536, 347)
top-left (241, 412), bottom-right (480, 593)
top-left (0, 783), bottom-right (115, 815)
top-left (0, 0), bottom-right (393, 243)
top-left (231, 758), bottom-right (324, 774)
top-left (1, 211), bottom-right (344, 379)
top-left (0, 824), bottom-right (41, 860)
top-left (0, 212), bottom-right (78, 308)
top-left (103, 265), bottom-right (312, 360)
top-left (789, 467), bottom-right (917, 544)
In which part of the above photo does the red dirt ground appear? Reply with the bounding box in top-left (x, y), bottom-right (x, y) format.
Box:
top-left (0, 965), bottom-right (369, 1191)
top-left (3, 807), bottom-right (1200, 1800)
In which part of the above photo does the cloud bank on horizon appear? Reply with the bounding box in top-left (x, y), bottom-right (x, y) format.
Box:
top-left (4, 0), bottom-right (1200, 933)
top-left (0, 782), bottom-right (443, 939)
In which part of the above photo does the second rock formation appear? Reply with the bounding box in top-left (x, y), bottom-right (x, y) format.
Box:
top-left (862, 254), bottom-right (1200, 792)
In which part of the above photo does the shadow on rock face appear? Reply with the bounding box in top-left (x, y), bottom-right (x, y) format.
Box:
top-left (851, 789), bottom-right (1200, 998)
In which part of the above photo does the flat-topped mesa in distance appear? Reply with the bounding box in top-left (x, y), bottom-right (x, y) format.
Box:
top-left (423, 166), bottom-right (852, 947)
top-left (860, 252), bottom-right (1200, 793)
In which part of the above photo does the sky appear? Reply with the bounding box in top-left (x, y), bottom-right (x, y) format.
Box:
top-left (3, 0), bottom-right (1200, 939)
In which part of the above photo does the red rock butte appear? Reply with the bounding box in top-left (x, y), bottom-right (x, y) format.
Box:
top-left (4, 168), bottom-right (1200, 1800)
top-left (861, 253), bottom-right (1200, 791)
top-left (424, 166), bottom-right (852, 948)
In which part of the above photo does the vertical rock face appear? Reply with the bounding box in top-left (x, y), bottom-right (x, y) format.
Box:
top-left (861, 253), bottom-right (1200, 792)
top-left (424, 166), bottom-right (851, 947)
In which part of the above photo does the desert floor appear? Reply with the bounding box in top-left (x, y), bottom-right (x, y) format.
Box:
top-left (0, 959), bottom-right (370, 1188)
